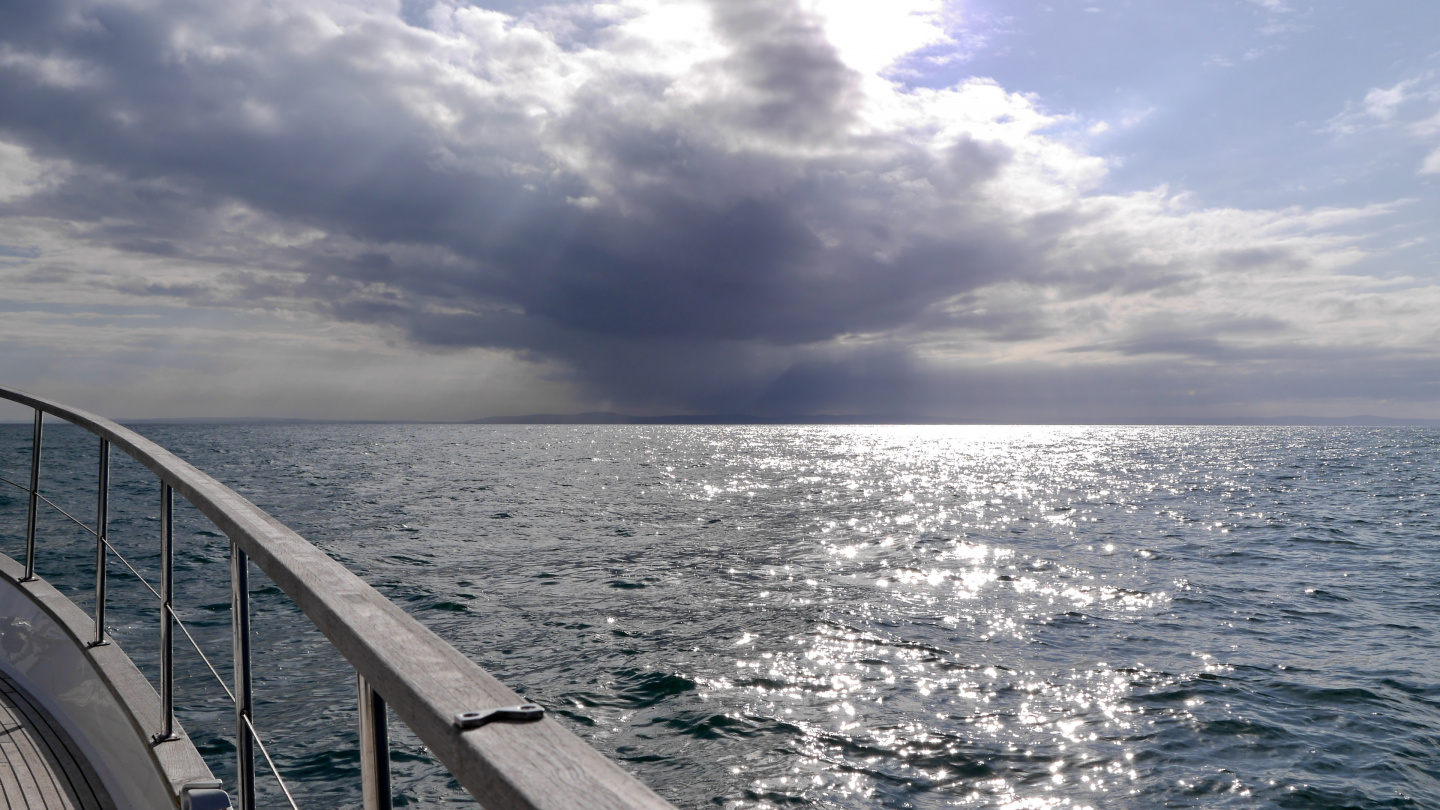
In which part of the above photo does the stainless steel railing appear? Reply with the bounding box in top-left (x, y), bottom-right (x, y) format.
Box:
top-left (2, 405), bottom-right (305, 808)
top-left (0, 386), bottom-right (676, 810)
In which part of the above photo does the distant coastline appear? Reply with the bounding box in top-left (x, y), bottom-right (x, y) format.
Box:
top-left (464, 413), bottom-right (1440, 427)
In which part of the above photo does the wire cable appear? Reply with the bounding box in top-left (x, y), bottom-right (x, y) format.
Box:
top-left (244, 713), bottom-right (302, 810)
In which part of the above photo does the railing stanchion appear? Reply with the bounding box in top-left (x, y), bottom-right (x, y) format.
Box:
top-left (232, 540), bottom-right (255, 810)
top-left (92, 438), bottom-right (109, 646)
top-left (358, 674), bottom-right (393, 810)
top-left (22, 409), bottom-right (41, 582)
top-left (159, 483), bottom-right (176, 741)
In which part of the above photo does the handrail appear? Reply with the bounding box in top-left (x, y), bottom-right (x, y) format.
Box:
top-left (0, 386), bottom-right (676, 810)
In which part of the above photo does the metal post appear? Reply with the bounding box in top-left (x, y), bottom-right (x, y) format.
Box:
top-left (158, 483), bottom-right (176, 741)
top-left (357, 674), bottom-right (393, 810)
top-left (231, 540), bottom-right (255, 810)
top-left (92, 439), bottom-right (109, 647)
top-left (22, 410), bottom-right (41, 582)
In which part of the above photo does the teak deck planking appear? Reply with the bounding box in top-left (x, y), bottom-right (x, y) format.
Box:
top-left (0, 671), bottom-right (115, 810)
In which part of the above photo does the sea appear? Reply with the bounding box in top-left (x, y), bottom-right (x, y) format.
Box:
top-left (0, 423), bottom-right (1437, 809)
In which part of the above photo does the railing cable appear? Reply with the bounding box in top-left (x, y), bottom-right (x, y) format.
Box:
top-left (101, 538), bottom-right (161, 601)
top-left (168, 604), bottom-right (237, 704)
top-left (0, 474), bottom-right (26, 493)
top-left (34, 491), bottom-right (96, 538)
top-left (22, 486), bottom-right (164, 601)
top-left (243, 713), bottom-right (302, 810)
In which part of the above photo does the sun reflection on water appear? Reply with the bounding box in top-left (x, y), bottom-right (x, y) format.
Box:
top-left (676, 426), bottom-right (1250, 807)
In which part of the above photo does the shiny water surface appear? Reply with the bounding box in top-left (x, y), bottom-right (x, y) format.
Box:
top-left (1, 424), bottom-right (1437, 809)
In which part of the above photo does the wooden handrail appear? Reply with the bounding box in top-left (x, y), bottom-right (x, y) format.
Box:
top-left (0, 386), bottom-right (675, 810)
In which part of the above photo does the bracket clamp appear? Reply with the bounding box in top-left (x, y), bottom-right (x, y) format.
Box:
top-left (454, 703), bottom-right (545, 730)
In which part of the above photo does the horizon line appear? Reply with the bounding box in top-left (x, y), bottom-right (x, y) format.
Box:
top-left (4, 412), bottom-right (1440, 427)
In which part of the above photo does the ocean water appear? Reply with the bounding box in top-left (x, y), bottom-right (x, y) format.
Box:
top-left (0, 423), bottom-right (1437, 809)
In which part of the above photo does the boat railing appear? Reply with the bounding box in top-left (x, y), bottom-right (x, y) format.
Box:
top-left (0, 386), bottom-right (675, 810)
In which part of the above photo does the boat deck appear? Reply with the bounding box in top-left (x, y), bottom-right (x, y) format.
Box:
top-left (0, 671), bottom-right (115, 810)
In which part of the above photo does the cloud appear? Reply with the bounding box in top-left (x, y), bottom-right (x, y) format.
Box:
top-left (0, 0), bottom-right (1437, 418)
top-left (1422, 146), bottom-right (1440, 175)
top-left (1327, 75), bottom-right (1440, 134)
top-left (1325, 81), bottom-right (1402, 135)
top-left (1325, 73), bottom-right (1440, 178)
top-left (1364, 81), bottom-right (1414, 121)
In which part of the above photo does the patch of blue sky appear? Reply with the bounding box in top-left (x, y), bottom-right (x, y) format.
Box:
top-left (891, 1), bottom-right (1440, 277)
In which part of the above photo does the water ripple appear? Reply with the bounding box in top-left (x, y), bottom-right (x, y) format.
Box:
top-left (2, 424), bottom-right (1437, 808)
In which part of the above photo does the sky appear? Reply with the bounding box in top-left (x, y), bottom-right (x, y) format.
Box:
top-left (2, 0), bottom-right (1439, 422)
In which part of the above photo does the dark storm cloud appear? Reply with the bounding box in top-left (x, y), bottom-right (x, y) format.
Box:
top-left (0, 0), bottom-right (1406, 416)
top-left (0, 0), bottom-right (1043, 403)
top-left (704, 0), bottom-right (861, 139)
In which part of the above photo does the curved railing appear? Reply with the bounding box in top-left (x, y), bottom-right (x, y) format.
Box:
top-left (0, 386), bottom-right (676, 810)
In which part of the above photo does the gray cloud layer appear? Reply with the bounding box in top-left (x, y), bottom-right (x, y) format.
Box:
top-left (1, 0), bottom-right (1435, 418)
